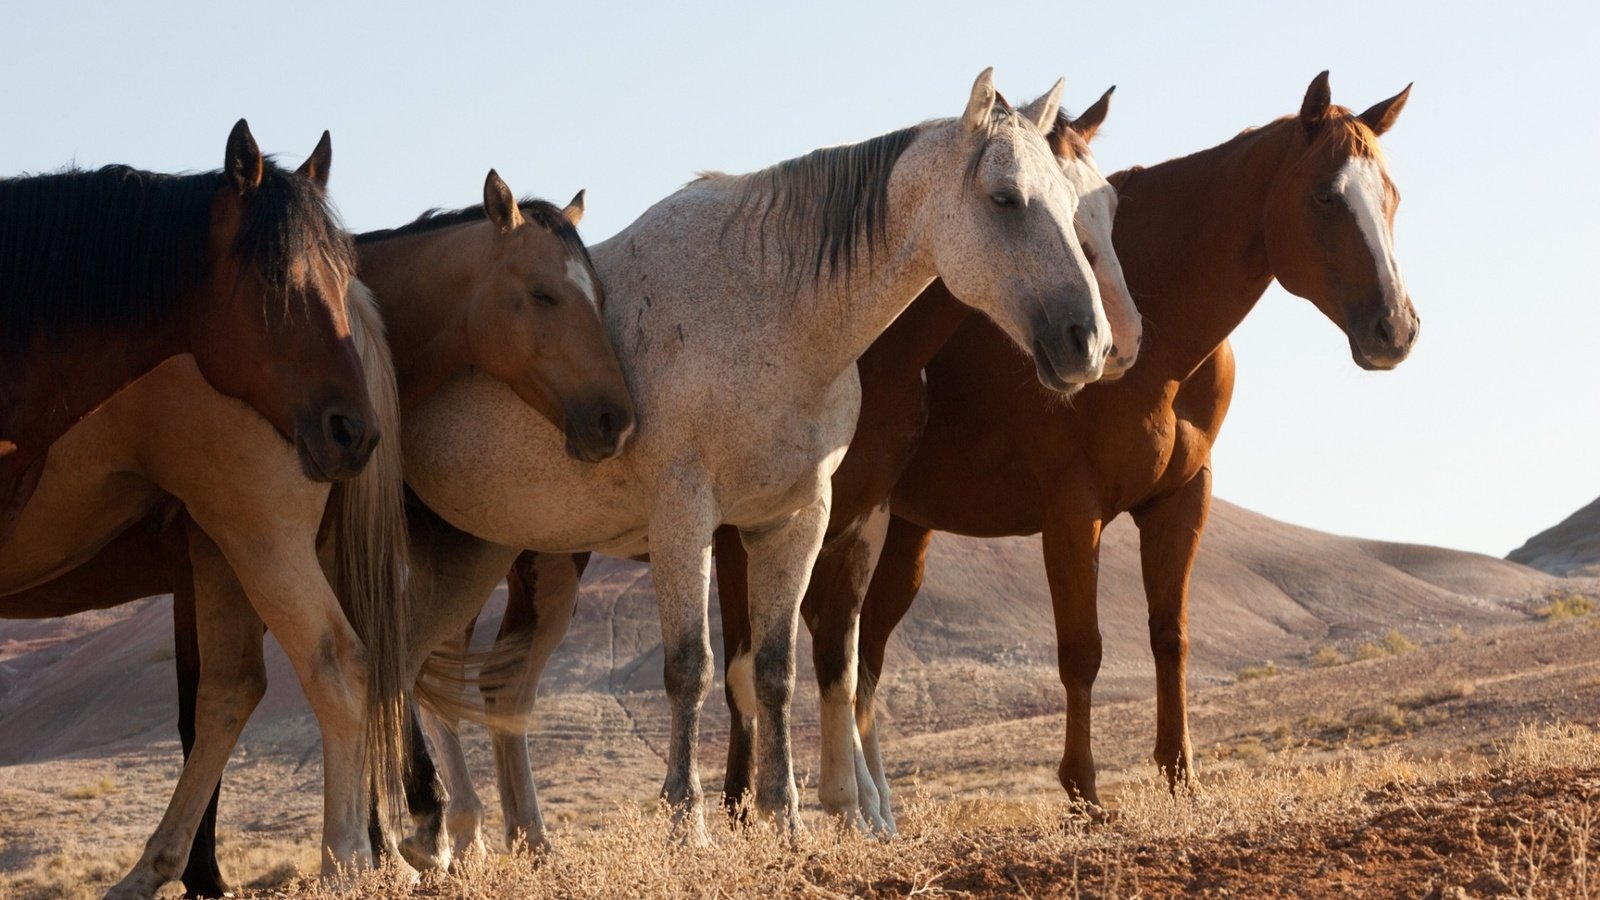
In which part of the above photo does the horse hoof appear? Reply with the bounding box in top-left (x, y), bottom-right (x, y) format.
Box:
top-left (400, 832), bottom-right (451, 873)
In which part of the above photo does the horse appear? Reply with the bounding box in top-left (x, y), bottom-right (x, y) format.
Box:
top-left (0, 281), bottom-right (408, 900)
top-left (0, 121), bottom-right (378, 546)
top-left (827, 70), bottom-right (1420, 820)
top-left (394, 69), bottom-right (1120, 844)
top-left (2, 172), bottom-right (632, 896)
top-left (405, 86), bottom-right (1137, 854)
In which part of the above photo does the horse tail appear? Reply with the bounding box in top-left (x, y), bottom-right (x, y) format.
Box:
top-left (330, 278), bottom-right (411, 837)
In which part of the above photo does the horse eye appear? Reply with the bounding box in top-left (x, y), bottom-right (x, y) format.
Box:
top-left (1313, 189), bottom-right (1335, 205)
top-left (532, 290), bottom-right (558, 307)
top-left (991, 191), bottom-right (1019, 208)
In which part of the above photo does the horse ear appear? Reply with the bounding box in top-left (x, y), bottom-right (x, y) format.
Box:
top-left (1020, 78), bottom-right (1066, 133)
top-left (296, 130), bottom-right (332, 188)
top-left (483, 169), bottom-right (524, 234)
top-left (1358, 83), bottom-right (1412, 136)
top-left (1068, 85), bottom-right (1115, 143)
top-left (962, 67), bottom-right (998, 131)
top-left (224, 119), bottom-right (264, 198)
top-left (562, 189), bottom-right (585, 227)
top-left (1300, 70), bottom-right (1332, 132)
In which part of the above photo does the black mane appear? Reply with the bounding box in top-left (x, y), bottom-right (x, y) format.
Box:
top-left (0, 159), bottom-right (352, 348)
top-left (356, 199), bottom-right (592, 267)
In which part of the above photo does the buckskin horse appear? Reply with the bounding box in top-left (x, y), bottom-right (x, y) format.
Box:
top-left (0, 121), bottom-right (379, 545)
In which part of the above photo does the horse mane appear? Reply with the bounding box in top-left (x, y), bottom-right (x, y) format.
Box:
top-left (355, 199), bottom-right (593, 268)
top-left (0, 160), bottom-right (352, 347)
top-left (704, 105), bottom-right (1034, 287)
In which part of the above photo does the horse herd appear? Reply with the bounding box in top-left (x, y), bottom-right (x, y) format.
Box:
top-left (0, 67), bottom-right (1418, 898)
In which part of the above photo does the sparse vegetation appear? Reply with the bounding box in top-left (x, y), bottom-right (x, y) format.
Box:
top-left (1533, 591), bottom-right (1596, 621)
top-left (1237, 661), bottom-right (1281, 682)
top-left (1311, 646), bottom-right (1346, 667)
top-left (60, 777), bottom-right (116, 801)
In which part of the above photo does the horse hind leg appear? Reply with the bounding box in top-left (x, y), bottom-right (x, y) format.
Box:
top-left (396, 702), bottom-right (454, 873)
top-left (713, 525), bottom-right (757, 820)
top-left (1131, 469), bottom-right (1211, 790)
top-left (109, 525), bottom-right (267, 900)
top-left (854, 513), bottom-right (934, 835)
top-left (484, 551), bottom-right (585, 853)
top-left (807, 503), bottom-right (892, 835)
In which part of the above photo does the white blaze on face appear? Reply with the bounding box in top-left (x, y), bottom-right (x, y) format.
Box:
top-left (1338, 157), bottom-right (1406, 300)
top-left (565, 257), bottom-right (599, 310)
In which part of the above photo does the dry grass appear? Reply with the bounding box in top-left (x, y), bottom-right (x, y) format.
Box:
top-left (1235, 661), bottom-right (1281, 682)
top-left (1533, 591), bottom-right (1597, 621)
top-left (7, 724), bottom-right (1600, 898)
top-left (60, 777), bottom-right (117, 801)
top-left (225, 723), bottom-right (1600, 898)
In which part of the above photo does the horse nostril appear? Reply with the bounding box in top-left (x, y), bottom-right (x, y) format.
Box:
top-left (1068, 324), bottom-right (1090, 358)
top-left (1375, 316), bottom-right (1395, 345)
top-left (325, 412), bottom-right (359, 451)
top-left (597, 410), bottom-right (616, 440)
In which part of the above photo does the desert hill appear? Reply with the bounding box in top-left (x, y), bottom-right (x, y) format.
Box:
top-left (0, 498), bottom-right (1567, 767)
top-left (1508, 494), bottom-right (1600, 576)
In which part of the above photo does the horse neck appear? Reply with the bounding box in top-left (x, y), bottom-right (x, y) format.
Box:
top-left (653, 167), bottom-right (941, 393)
top-left (1117, 120), bottom-right (1297, 385)
top-left (354, 227), bottom-right (479, 410)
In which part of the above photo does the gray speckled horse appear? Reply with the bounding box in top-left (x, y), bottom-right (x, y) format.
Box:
top-left (400, 69), bottom-right (1114, 836)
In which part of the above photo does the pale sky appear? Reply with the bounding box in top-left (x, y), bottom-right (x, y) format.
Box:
top-left (5, 0), bottom-right (1596, 557)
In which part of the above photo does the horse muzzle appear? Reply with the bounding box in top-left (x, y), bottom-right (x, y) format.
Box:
top-left (1030, 315), bottom-right (1109, 394)
top-left (564, 398), bottom-right (636, 463)
top-left (1347, 300), bottom-right (1420, 371)
top-left (294, 403), bottom-right (380, 482)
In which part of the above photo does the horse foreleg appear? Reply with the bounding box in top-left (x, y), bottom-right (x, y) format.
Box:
top-left (1131, 467), bottom-right (1211, 791)
top-left (739, 493), bottom-right (830, 833)
top-left (192, 515), bottom-right (385, 876)
top-left (109, 526), bottom-right (266, 900)
top-left (1044, 507), bottom-right (1105, 806)
top-left (170, 536), bottom-right (231, 899)
top-left (415, 690), bottom-right (480, 865)
top-left (712, 525), bottom-right (756, 819)
top-left (854, 514), bottom-right (933, 834)
top-left (806, 503), bottom-right (890, 834)
top-left (648, 475), bottom-right (720, 841)
top-left (485, 551), bottom-right (584, 853)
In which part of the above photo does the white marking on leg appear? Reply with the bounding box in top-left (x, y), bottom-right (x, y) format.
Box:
top-left (565, 258), bottom-right (600, 310)
top-left (726, 650), bottom-right (758, 721)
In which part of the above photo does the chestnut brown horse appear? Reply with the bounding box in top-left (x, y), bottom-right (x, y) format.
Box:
top-left (405, 88), bottom-right (1135, 853)
top-left (0, 121), bottom-right (377, 545)
top-left (7, 173), bottom-right (632, 896)
top-left (813, 71), bottom-right (1420, 823)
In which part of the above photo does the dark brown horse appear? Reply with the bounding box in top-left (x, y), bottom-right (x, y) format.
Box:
top-left (5, 174), bottom-right (632, 896)
top-left (799, 71), bottom-right (1420, 824)
top-left (0, 121), bottom-right (376, 543)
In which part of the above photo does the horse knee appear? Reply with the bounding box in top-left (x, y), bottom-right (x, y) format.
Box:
top-left (752, 639), bottom-right (795, 710)
top-left (663, 641), bottom-right (712, 703)
top-left (1057, 635), bottom-right (1102, 690)
top-left (1149, 624), bottom-right (1187, 666)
